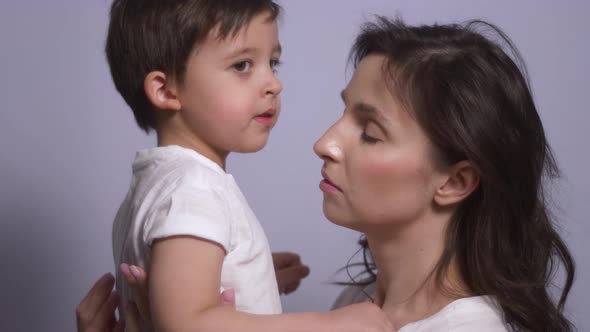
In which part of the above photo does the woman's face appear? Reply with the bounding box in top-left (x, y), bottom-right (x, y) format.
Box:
top-left (313, 55), bottom-right (445, 233)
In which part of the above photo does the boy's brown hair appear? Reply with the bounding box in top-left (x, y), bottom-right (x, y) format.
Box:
top-left (105, 0), bottom-right (281, 132)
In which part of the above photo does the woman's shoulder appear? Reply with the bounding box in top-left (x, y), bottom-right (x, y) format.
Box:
top-left (331, 282), bottom-right (377, 310)
top-left (399, 296), bottom-right (509, 332)
top-left (331, 285), bottom-right (510, 332)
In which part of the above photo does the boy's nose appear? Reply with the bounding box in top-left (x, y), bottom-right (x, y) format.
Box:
top-left (264, 73), bottom-right (282, 97)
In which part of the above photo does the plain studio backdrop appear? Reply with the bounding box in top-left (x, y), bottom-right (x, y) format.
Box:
top-left (0, 1), bottom-right (588, 331)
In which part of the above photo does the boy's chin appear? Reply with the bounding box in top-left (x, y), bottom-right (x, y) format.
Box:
top-left (233, 138), bottom-right (270, 153)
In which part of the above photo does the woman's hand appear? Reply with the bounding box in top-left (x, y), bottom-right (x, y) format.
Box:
top-left (75, 273), bottom-right (123, 332)
top-left (272, 252), bottom-right (310, 295)
top-left (76, 273), bottom-right (146, 332)
top-left (120, 263), bottom-right (151, 324)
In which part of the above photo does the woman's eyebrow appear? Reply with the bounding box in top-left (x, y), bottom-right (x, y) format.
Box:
top-left (341, 90), bottom-right (387, 122)
top-left (353, 102), bottom-right (382, 119)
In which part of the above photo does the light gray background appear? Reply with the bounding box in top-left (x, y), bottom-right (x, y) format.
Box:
top-left (0, 1), bottom-right (588, 331)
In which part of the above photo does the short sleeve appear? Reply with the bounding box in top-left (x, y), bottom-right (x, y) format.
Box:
top-left (144, 185), bottom-right (231, 253)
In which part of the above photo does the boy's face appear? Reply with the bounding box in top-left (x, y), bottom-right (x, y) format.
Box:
top-left (174, 12), bottom-right (282, 163)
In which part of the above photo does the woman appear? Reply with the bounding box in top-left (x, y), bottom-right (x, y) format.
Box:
top-left (78, 17), bottom-right (575, 331)
top-left (323, 17), bottom-right (574, 331)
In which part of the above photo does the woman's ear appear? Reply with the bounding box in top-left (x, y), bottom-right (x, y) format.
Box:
top-left (434, 160), bottom-right (480, 207)
top-left (144, 71), bottom-right (181, 112)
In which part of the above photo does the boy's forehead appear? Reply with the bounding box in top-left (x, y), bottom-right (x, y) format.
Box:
top-left (208, 11), bottom-right (278, 42)
top-left (202, 14), bottom-right (281, 55)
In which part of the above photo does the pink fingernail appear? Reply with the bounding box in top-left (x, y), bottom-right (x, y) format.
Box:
top-left (100, 273), bottom-right (113, 283)
top-left (222, 288), bottom-right (235, 303)
top-left (303, 266), bottom-right (310, 276)
top-left (130, 265), bottom-right (141, 278)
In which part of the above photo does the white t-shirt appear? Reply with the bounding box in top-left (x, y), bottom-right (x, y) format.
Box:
top-left (397, 296), bottom-right (508, 332)
top-left (332, 283), bottom-right (508, 331)
top-left (112, 145), bottom-right (282, 317)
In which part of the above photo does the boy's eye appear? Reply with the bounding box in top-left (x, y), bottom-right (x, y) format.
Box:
top-left (270, 59), bottom-right (282, 72)
top-left (232, 60), bottom-right (251, 73)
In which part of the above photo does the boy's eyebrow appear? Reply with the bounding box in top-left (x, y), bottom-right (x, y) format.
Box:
top-left (225, 43), bottom-right (282, 59)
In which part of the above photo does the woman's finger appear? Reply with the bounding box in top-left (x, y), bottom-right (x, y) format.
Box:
top-left (120, 264), bottom-right (151, 323)
top-left (76, 273), bottom-right (115, 329)
top-left (93, 291), bottom-right (120, 330)
top-left (124, 301), bottom-right (143, 332)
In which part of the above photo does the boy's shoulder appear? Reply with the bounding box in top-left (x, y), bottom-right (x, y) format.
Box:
top-left (133, 145), bottom-right (230, 193)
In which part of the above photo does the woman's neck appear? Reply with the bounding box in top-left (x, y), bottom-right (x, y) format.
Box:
top-left (366, 213), bottom-right (469, 329)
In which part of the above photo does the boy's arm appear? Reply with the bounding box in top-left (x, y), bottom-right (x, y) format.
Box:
top-left (149, 235), bottom-right (225, 331)
top-left (150, 237), bottom-right (394, 332)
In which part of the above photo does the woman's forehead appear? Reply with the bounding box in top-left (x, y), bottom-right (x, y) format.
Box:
top-left (349, 55), bottom-right (388, 87)
top-left (344, 55), bottom-right (406, 121)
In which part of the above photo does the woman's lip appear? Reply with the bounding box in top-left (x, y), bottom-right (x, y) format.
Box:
top-left (320, 170), bottom-right (341, 192)
top-left (320, 179), bottom-right (341, 193)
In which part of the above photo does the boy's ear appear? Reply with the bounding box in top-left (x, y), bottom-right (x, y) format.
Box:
top-left (144, 71), bottom-right (181, 112)
top-left (434, 160), bottom-right (480, 207)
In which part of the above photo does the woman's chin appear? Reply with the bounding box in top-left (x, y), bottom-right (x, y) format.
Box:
top-left (324, 211), bottom-right (364, 232)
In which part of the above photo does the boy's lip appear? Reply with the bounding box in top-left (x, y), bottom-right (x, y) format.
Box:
top-left (254, 108), bottom-right (277, 126)
top-left (258, 108), bottom-right (277, 117)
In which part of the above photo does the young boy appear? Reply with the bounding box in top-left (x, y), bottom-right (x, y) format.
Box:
top-left (106, 1), bottom-right (392, 331)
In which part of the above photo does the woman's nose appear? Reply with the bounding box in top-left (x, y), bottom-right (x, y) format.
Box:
top-left (313, 124), bottom-right (343, 162)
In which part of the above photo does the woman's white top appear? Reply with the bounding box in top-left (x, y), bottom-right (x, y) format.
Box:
top-left (332, 283), bottom-right (509, 331)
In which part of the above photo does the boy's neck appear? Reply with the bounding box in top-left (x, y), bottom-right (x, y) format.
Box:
top-left (157, 127), bottom-right (228, 170)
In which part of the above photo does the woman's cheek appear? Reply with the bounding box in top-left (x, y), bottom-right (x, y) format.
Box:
top-left (364, 157), bottom-right (399, 191)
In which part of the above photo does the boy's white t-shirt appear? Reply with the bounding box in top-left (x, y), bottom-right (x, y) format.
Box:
top-left (112, 145), bottom-right (282, 316)
top-left (332, 283), bottom-right (508, 331)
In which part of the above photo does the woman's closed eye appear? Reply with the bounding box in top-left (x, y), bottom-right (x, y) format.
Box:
top-left (361, 131), bottom-right (380, 144)
top-left (360, 122), bottom-right (383, 144)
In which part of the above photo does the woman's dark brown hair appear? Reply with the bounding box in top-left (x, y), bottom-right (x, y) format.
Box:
top-left (347, 17), bottom-right (575, 331)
